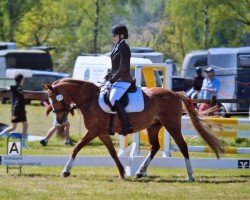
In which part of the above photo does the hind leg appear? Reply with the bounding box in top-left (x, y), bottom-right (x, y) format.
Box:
top-left (135, 121), bottom-right (162, 178)
top-left (168, 128), bottom-right (194, 181)
top-left (160, 118), bottom-right (195, 182)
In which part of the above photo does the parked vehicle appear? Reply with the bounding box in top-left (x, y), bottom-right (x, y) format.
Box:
top-left (181, 50), bottom-right (208, 77)
top-left (0, 42), bottom-right (16, 50)
top-left (72, 54), bottom-right (193, 91)
top-left (1, 69), bottom-right (68, 104)
top-left (181, 47), bottom-right (250, 113)
top-left (72, 54), bottom-right (153, 84)
top-left (129, 47), bottom-right (164, 63)
top-left (0, 49), bottom-right (53, 78)
top-left (105, 47), bottom-right (164, 63)
top-left (0, 49), bottom-right (68, 103)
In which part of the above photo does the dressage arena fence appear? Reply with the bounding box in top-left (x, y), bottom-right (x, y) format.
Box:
top-left (137, 116), bottom-right (250, 155)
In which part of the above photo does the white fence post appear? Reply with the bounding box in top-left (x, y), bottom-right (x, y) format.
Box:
top-left (162, 60), bottom-right (173, 157)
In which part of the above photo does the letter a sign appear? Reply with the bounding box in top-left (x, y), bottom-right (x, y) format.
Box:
top-left (8, 142), bottom-right (21, 155)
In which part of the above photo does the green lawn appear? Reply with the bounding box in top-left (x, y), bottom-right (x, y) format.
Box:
top-left (0, 103), bottom-right (249, 200)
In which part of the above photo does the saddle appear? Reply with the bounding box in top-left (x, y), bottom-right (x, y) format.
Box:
top-left (98, 84), bottom-right (144, 114)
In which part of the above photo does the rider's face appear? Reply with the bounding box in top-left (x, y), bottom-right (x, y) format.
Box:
top-left (112, 35), bottom-right (120, 44)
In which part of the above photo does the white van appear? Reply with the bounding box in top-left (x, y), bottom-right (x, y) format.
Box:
top-left (72, 55), bottom-right (152, 84)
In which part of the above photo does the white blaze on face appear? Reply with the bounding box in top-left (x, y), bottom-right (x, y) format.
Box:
top-left (48, 98), bottom-right (55, 110)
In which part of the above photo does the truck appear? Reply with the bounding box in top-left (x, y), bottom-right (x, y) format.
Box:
top-left (181, 47), bottom-right (250, 114)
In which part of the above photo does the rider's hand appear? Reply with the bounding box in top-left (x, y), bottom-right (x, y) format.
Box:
top-left (105, 81), bottom-right (112, 89)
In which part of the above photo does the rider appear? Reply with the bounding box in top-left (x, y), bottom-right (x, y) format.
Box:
top-left (103, 24), bottom-right (133, 136)
top-left (186, 67), bottom-right (204, 98)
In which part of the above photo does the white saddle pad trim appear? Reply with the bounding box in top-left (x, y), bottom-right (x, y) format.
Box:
top-left (98, 86), bottom-right (144, 114)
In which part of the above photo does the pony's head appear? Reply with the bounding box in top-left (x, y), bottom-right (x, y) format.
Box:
top-left (43, 83), bottom-right (73, 125)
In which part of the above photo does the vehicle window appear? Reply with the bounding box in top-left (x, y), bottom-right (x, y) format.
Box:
top-left (6, 53), bottom-right (53, 71)
top-left (23, 75), bottom-right (61, 91)
top-left (194, 56), bottom-right (207, 67)
top-left (239, 55), bottom-right (250, 68)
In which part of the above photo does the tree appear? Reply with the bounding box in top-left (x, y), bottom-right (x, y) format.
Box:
top-left (0, 0), bottom-right (37, 42)
top-left (153, 0), bottom-right (250, 67)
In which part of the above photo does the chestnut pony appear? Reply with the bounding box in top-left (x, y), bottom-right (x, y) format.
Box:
top-left (43, 78), bottom-right (223, 181)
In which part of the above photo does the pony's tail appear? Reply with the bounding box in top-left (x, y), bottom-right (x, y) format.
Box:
top-left (175, 92), bottom-right (224, 159)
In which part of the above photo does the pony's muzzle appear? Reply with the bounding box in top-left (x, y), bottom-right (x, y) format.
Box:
top-left (57, 115), bottom-right (67, 125)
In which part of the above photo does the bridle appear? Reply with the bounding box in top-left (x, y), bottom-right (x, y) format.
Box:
top-left (51, 88), bottom-right (78, 115)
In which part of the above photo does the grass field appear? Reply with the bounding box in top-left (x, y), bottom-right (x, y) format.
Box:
top-left (0, 103), bottom-right (249, 200)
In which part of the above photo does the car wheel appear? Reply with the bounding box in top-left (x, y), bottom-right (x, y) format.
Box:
top-left (1, 97), bottom-right (7, 104)
top-left (218, 105), bottom-right (228, 118)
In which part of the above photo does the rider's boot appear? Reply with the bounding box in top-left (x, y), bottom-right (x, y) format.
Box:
top-left (114, 100), bottom-right (133, 136)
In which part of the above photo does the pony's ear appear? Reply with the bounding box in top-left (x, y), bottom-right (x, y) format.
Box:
top-left (43, 84), bottom-right (54, 91)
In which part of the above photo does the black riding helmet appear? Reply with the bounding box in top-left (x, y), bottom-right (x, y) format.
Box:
top-left (195, 67), bottom-right (202, 74)
top-left (110, 24), bottom-right (129, 39)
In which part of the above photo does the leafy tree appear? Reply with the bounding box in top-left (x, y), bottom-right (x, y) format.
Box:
top-left (0, 0), bottom-right (37, 42)
top-left (153, 0), bottom-right (250, 67)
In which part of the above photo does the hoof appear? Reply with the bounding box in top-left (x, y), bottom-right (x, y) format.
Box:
top-left (118, 175), bottom-right (125, 180)
top-left (135, 171), bottom-right (147, 179)
top-left (62, 171), bottom-right (71, 177)
top-left (187, 177), bottom-right (195, 182)
top-left (134, 173), bottom-right (143, 179)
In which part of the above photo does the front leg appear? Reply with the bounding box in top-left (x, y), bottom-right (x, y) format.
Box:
top-left (62, 157), bottom-right (74, 177)
top-left (62, 131), bottom-right (97, 177)
top-left (98, 134), bottom-right (125, 179)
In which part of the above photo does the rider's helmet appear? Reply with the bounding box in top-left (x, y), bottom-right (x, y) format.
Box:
top-left (110, 25), bottom-right (128, 39)
top-left (195, 67), bottom-right (202, 74)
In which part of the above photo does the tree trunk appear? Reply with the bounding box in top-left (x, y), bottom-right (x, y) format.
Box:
top-left (7, 0), bottom-right (16, 42)
top-left (93, 0), bottom-right (99, 53)
top-left (203, 4), bottom-right (209, 49)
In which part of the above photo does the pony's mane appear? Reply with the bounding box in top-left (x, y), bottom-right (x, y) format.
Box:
top-left (54, 78), bottom-right (98, 88)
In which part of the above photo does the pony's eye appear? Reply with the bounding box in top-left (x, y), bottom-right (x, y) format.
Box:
top-left (56, 94), bottom-right (64, 101)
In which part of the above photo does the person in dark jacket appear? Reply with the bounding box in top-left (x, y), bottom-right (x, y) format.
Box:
top-left (186, 67), bottom-right (204, 98)
top-left (0, 74), bottom-right (29, 148)
top-left (103, 24), bottom-right (133, 135)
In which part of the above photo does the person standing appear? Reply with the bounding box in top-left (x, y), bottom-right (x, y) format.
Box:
top-left (102, 24), bottom-right (133, 136)
top-left (199, 66), bottom-right (220, 112)
top-left (0, 74), bottom-right (29, 148)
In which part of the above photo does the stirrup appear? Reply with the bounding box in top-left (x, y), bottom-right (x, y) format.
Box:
top-left (119, 126), bottom-right (133, 136)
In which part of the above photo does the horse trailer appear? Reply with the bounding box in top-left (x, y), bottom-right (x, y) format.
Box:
top-left (182, 47), bottom-right (250, 113)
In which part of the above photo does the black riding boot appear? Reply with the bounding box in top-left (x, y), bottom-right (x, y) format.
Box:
top-left (114, 100), bottom-right (133, 136)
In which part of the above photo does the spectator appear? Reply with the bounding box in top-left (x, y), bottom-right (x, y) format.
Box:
top-left (40, 104), bottom-right (74, 146)
top-left (186, 67), bottom-right (204, 98)
top-left (0, 74), bottom-right (29, 148)
top-left (198, 66), bottom-right (220, 112)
